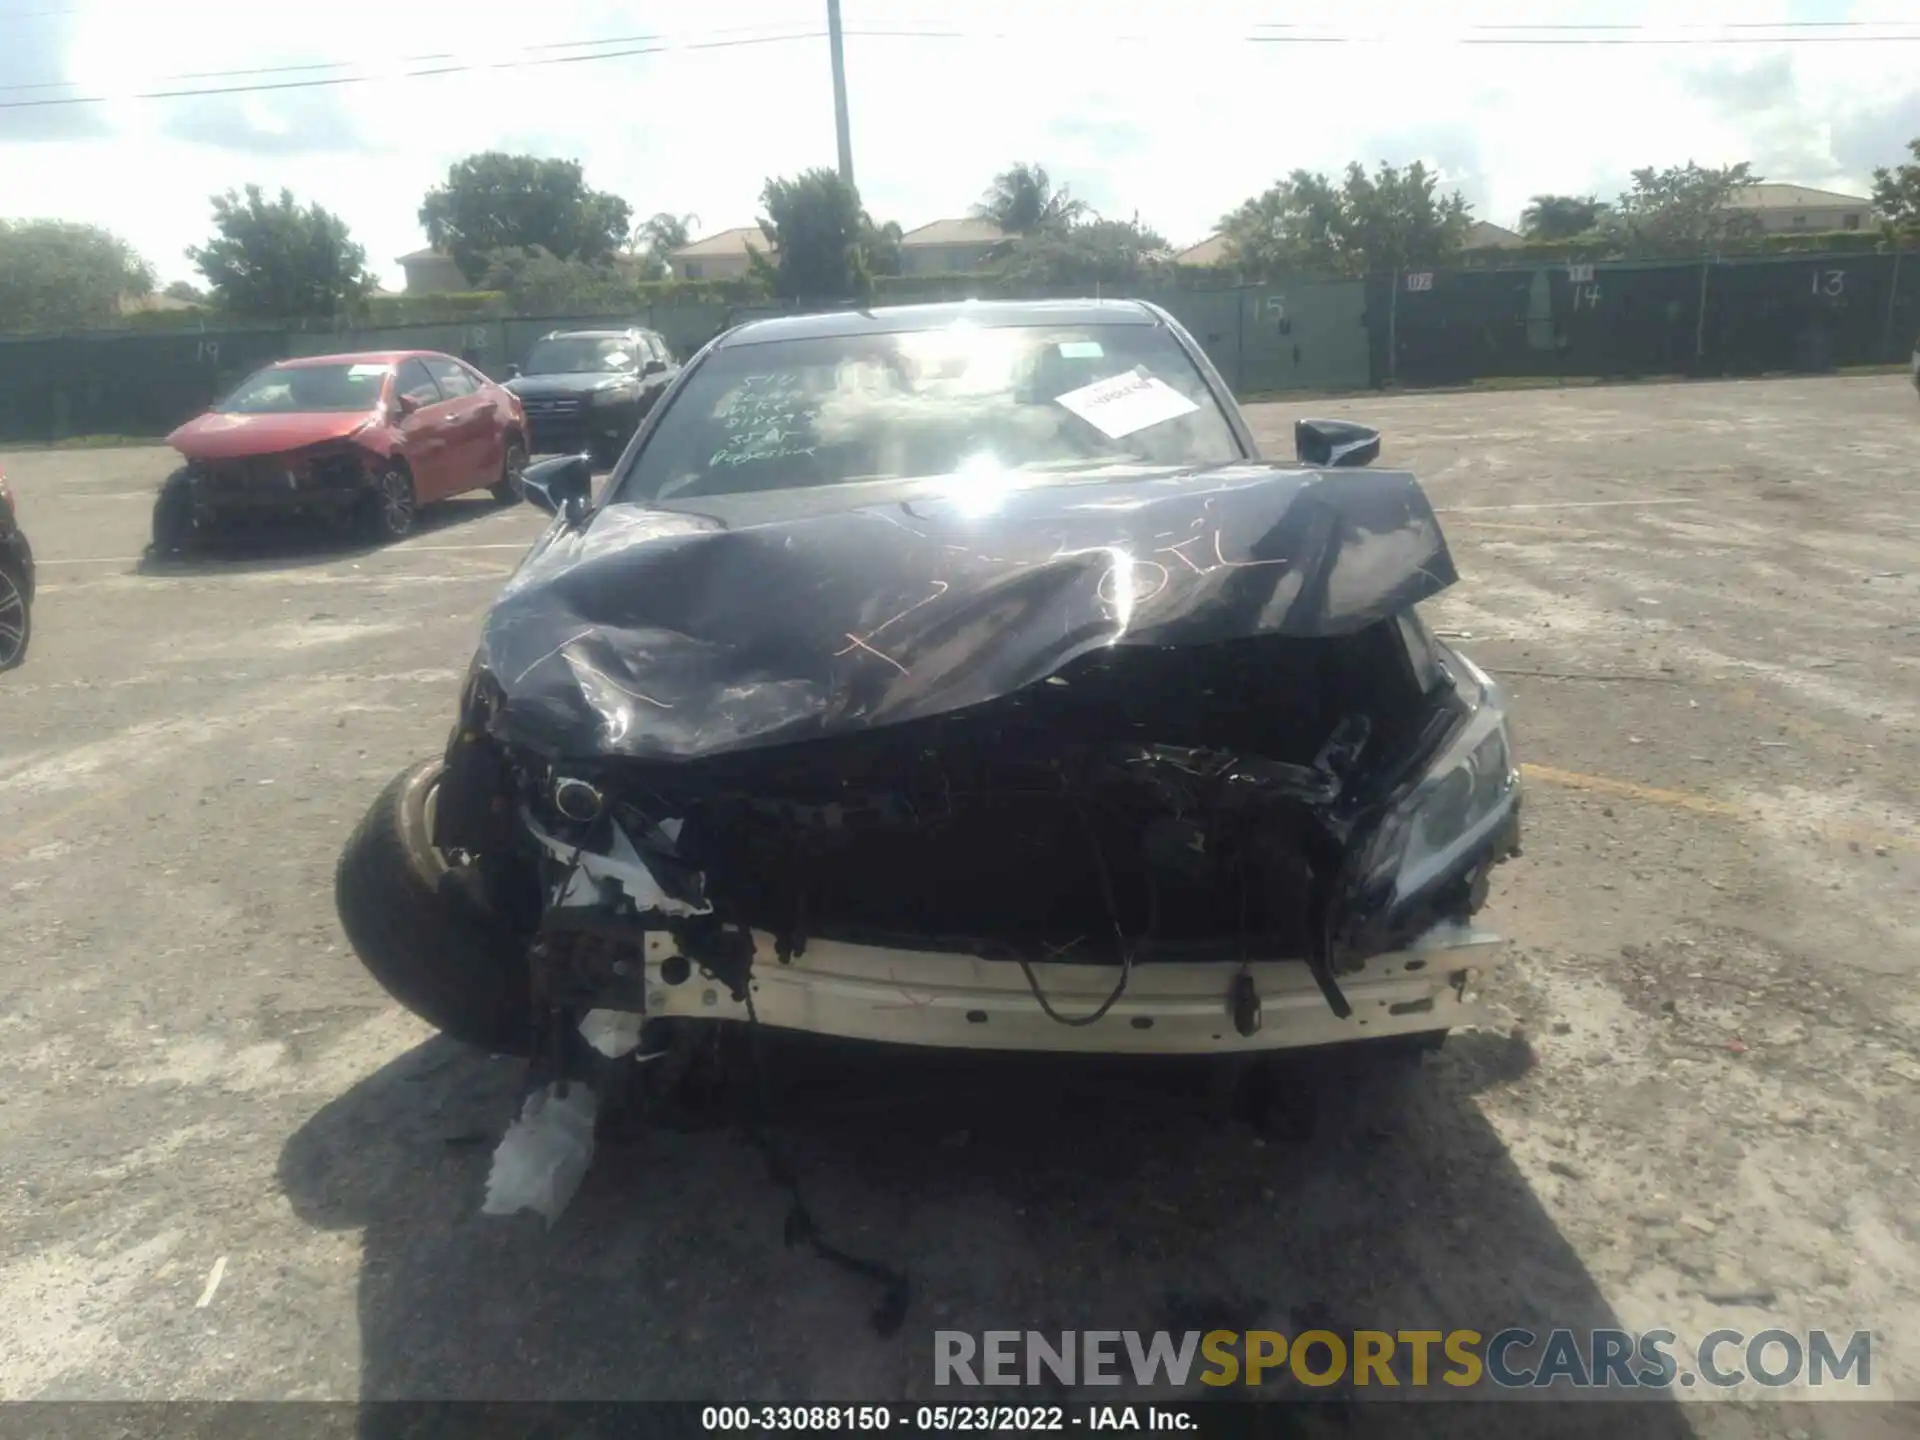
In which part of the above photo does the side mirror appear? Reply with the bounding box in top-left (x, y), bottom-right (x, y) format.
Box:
top-left (505, 363), bottom-right (521, 379)
top-left (393, 393), bottom-right (420, 418)
top-left (520, 453), bottom-right (593, 521)
top-left (1294, 418), bottom-right (1381, 468)
top-left (642, 358), bottom-right (667, 377)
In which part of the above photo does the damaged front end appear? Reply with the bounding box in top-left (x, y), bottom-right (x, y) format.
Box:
top-left (431, 463), bottom-right (1521, 1067)
top-left (173, 442), bottom-right (380, 527)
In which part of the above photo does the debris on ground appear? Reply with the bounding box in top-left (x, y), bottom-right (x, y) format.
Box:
top-left (481, 1083), bottom-right (599, 1226)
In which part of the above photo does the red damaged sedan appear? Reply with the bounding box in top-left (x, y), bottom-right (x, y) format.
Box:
top-left (150, 351), bottom-right (528, 554)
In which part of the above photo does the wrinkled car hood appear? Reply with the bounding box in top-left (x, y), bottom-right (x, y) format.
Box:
top-left (169, 409), bottom-right (376, 460)
top-left (506, 373), bottom-right (631, 399)
top-left (471, 462), bottom-right (1458, 763)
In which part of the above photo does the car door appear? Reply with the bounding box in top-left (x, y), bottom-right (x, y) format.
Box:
top-left (421, 355), bottom-right (496, 492)
top-left (392, 358), bottom-right (453, 499)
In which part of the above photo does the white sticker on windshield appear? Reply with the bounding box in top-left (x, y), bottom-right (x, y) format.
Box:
top-left (348, 363), bottom-right (391, 377)
top-left (1053, 367), bottom-right (1200, 439)
top-left (1057, 341), bottom-right (1104, 359)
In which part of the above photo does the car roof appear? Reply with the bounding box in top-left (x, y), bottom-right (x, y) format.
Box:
top-left (717, 299), bottom-right (1161, 348)
top-left (538, 329), bottom-right (642, 340)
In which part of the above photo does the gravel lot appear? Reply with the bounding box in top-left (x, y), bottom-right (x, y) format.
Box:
top-left (2, 377), bottom-right (1916, 1430)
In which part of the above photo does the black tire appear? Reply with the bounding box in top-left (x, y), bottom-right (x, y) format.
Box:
top-left (589, 436), bottom-right (621, 471)
top-left (490, 436), bottom-right (528, 504)
top-left (334, 758), bottom-right (534, 1055)
top-left (360, 462), bottom-right (417, 542)
top-left (0, 554), bottom-right (29, 672)
top-left (149, 468), bottom-right (197, 558)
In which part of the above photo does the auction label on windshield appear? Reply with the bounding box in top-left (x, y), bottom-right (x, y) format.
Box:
top-left (1053, 367), bottom-right (1199, 439)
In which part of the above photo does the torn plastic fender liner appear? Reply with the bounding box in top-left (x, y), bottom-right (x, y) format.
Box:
top-left (468, 461), bottom-right (1459, 762)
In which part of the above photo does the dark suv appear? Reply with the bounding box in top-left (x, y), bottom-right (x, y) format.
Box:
top-left (503, 327), bottom-right (679, 466)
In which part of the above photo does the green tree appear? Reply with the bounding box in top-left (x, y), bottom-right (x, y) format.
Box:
top-left (973, 163), bottom-right (1089, 236)
top-left (1220, 162), bottom-right (1471, 279)
top-left (753, 169), bottom-right (870, 301)
top-left (1871, 138), bottom-right (1920, 235)
top-left (187, 186), bottom-right (371, 319)
top-left (863, 214), bottom-right (904, 277)
top-left (992, 217), bottom-right (1169, 286)
top-left (0, 220), bottom-right (154, 332)
top-left (1613, 161), bottom-right (1762, 256)
top-left (633, 211), bottom-right (699, 278)
top-left (1520, 194), bottom-right (1610, 241)
top-left (161, 279), bottom-right (207, 304)
top-left (478, 247), bottom-right (634, 314)
top-left (420, 153), bottom-right (633, 284)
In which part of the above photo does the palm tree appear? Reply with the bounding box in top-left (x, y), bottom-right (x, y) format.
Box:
top-left (973, 164), bottom-right (1088, 236)
top-left (633, 211), bottom-right (700, 277)
top-left (1519, 194), bottom-right (1608, 242)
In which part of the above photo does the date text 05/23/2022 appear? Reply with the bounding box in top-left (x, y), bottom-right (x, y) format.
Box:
top-left (702, 1406), bottom-right (1190, 1432)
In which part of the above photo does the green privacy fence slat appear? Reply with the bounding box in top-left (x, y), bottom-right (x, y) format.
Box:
top-left (3, 256), bottom-right (1910, 445)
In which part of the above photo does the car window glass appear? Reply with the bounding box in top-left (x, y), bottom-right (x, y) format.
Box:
top-left (397, 360), bottom-right (442, 407)
top-left (523, 337), bottom-right (637, 375)
top-left (424, 357), bottom-right (476, 398)
top-left (217, 363), bottom-right (389, 414)
top-left (625, 324), bottom-right (1242, 505)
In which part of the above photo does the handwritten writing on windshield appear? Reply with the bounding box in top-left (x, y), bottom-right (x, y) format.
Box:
top-left (708, 372), bottom-right (819, 469)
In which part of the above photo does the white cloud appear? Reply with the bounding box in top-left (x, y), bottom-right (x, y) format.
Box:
top-left (3, 0), bottom-right (1916, 287)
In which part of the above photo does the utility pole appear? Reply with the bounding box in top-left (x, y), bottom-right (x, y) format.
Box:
top-left (827, 0), bottom-right (855, 189)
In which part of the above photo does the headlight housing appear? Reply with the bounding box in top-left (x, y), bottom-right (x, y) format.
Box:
top-left (590, 382), bottom-right (638, 407)
top-left (1353, 652), bottom-right (1520, 914)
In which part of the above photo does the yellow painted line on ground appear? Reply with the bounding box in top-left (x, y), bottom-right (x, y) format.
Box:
top-left (1522, 764), bottom-right (1742, 817)
top-left (1522, 763), bottom-right (1920, 854)
top-left (1449, 519), bottom-right (1604, 537)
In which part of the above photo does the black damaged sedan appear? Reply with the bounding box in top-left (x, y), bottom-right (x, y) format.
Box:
top-left (336, 299), bottom-right (1522, 1106)
top-left (0, 467), bottom-right (32, 672)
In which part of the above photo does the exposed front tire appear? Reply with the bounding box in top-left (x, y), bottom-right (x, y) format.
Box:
top-left (490, 437), bottom-right (528, 504)
top-left (0, 555), bottom-right (29, 672)
top-left (334, 758), bottom-right (534, 1055)
top-left (148, 467), bottom-right (198, 558)
top-left (360, 463), bottom-right (417, 542)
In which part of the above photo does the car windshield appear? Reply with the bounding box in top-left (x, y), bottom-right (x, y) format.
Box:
top-left (217, 363), bottom-right (390, 415)
top-left (621, 321), bottom-right (1241, 504)
top-left (523, 338), bottom-right (636, 375)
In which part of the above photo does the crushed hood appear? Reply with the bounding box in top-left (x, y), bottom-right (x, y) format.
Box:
top-left (168, 409), bottom-right (376, 460)
top-left (472, 462), bottom-right (1458, 763)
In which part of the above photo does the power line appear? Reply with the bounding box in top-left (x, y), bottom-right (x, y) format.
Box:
top-left (7, 17), bottom-right (1920, 108)
top-left (0, 29), bottom-right (826, 109)
top-left (0, 23), bottom-right (820, 94)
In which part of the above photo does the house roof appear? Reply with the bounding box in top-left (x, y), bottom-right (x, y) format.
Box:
top-left (899, 216), bottom-right (1007, 246)
top-left (1730, 183), bottom-right (1872, 210)
top-left (671, 226), bottom-right (771, 258)
top-left (396, 247), bottom-right (453, 265)
top-left (1463, 220), bottom-right (1526, 249)
top-left (1172, 234), bottom-right (1231, 266)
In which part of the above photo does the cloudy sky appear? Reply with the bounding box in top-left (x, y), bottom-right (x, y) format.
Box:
top-left (3, 0), bottom-right (1919, 289)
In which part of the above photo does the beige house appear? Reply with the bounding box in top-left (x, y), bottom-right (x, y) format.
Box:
top-left (669, 227), bottom-right (772, 280)
top-left (1463, 220), bottom-right (1527, 250)
top-left (1172, 234), bottom-right (1231, 267)
top-left (896, 217), bottom-right (1009, 275)
top-left (1729, 184), bottom-right (1874, 234)
top-left (396, 248), bottom-right (469, 295)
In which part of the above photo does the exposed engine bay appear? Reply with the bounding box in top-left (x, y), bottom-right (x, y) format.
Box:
top-left (437, 609), bottom-right (1519, 1054)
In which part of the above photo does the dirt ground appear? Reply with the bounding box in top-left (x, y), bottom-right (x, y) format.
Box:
top-left (1, 377), bottom-right (1916, 1431)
